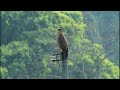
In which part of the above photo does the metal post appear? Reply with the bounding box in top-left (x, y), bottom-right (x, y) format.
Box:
top-left (61, 52), bottom-right (67, 79)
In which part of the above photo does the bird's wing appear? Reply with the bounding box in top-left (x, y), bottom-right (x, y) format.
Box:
top-left (58, 34), bottom-right (68, 51)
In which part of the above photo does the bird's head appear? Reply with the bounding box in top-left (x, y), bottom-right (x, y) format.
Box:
top-left (57, 28), bottom-right (64, 32)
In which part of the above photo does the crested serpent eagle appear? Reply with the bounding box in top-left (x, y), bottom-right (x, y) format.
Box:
top-left (57, 28), bottom-right (68, 59)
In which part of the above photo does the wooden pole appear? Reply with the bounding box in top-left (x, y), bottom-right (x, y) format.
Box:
top-left (61, 52), bottom-right (68, 79)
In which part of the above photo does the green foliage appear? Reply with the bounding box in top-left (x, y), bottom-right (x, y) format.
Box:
top-left (0, 11), bottom-right (119, 79)
top-left (0, 66), bottom-right (8, 79)
top-left (100, 58), bottom-right (119, 79)
top-left (83, 11), bottom-right (119, 65)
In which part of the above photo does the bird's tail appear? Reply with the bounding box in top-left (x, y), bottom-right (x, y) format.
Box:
top-left (66, 49), bottom-right (68, 59)
top-left (62, 49), bottom-right (68, 60)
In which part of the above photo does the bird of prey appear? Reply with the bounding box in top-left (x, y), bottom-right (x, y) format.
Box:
top-left (57, 28), bottom-right (68, 59)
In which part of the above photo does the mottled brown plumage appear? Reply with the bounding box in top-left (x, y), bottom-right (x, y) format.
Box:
top-left (57, 28), bottom-right (68, 59)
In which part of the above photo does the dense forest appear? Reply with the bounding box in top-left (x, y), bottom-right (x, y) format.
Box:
top-left (0, 11), bottom-right (119, 79)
